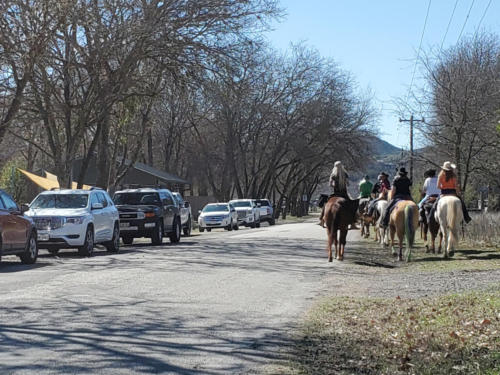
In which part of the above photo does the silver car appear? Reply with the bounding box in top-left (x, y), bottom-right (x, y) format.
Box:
top-left (198, 203), bottom-right (238, 232)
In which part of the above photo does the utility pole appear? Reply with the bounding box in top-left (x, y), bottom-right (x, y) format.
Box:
top-left (399, 115), bottom-right (424, 182)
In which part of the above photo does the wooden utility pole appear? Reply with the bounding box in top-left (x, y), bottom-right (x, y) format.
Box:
top-left (399, 115), bottom-right (424, 182)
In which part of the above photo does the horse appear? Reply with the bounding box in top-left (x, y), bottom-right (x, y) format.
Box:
top-left (389, 200), bottom-right (419, 261)
top-left (358, 198), bottom-right (371, 238)
top-left (373, 200), bottom-right (389, 247)
top-left (436, 195), bottom-right (463, 258)
top-left (324, 196), bottom-right (359, 262)
top-left (420, 196), bottom-right (442, 254)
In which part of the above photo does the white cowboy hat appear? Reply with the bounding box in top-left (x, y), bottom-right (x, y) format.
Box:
top-left (334, 161), bottom-right (342, 167)
top-left (441, 161), bottom-right (456, 171)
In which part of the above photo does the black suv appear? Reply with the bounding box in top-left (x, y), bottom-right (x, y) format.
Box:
top-left (113, 188), bottom-right (181, 245)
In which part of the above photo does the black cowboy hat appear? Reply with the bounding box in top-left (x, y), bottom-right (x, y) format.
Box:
top-left (398, 167), bottom-right (408, 175)
top-left (380, 172), bottom-right (389, 178)
top-left (424, 169), bottom-right (436, 178)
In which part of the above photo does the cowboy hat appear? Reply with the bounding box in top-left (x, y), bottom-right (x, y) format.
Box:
top-left (441, 161), bottom-right (456, 171)
top-left (334, 161), bottom-right (342, 167)
top-left (398, 167), bottom-right (408, 175)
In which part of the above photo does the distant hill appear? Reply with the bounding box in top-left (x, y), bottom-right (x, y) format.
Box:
top-left (369, 137), bottom-right (401, 156)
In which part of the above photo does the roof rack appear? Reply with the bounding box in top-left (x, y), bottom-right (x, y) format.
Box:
top-left (89, 187), bottom-right (104, 191)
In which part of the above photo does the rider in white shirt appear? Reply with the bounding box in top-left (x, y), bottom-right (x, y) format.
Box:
top-left (418, 169), bottom-right (440, 208)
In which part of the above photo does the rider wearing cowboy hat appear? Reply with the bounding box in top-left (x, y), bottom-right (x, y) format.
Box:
top-left (366, 171), bottom-right (391, 217)
top-left (381, 167), bottom-right (413, 228)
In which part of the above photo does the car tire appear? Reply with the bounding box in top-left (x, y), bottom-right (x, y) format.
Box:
top-left (206, 228), bottom-right (211, 232)
top-left (20, 232), bottom-right (38, 264)
top-left (105, 223), bottom-right (120, 253)
top-left (227, 221), bottom-right (233, 231)
top-left (269, 218), bottom-right (276, 225)
top-left (122, 236), bottom-right (134, 245)
top-left (256, 221), bottom-right (261, 228)
top-left (183, 217), bottom-right (192, 237)
top-left (169, 218), bottom-right (181, 243)
top-left (151, 221), bottom-right (164, 245)
top-left (250, 222), bottom-right (256, 228)
top-left (78, 226), bottom-right (94, 257)
top-left (199, 227), bottom-right (205, 233)
top-left (48, 249), bottom-right (60, 255)
top-left (233, 222), bottom-right (239, 230)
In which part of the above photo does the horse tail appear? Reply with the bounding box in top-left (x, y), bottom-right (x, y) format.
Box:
top-left (404, 204), bottom-right (416, 248)
top-left (447, 198), bottom-right (462, 250)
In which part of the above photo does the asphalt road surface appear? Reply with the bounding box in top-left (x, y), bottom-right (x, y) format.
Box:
top-left (0, 220), bottom-right (334, 375)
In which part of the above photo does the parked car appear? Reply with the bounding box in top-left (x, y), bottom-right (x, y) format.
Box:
top-left (26, 188), bottom-right (119, 256)
top-left (229, 199), bottom-right (260, 228)
top-left (198, 203), bottom-right (238, 232)
top-left (172, 192), bottom-right (192, 236)
top-left (0, 189), bottom-right (38, 264)
top-left (255, 198), bottom-right (275, 225)
top-left (113, 188), bottom-right (181, 245)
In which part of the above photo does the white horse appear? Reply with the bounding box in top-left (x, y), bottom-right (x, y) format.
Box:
top-left (374, 200), bottom-right (389, 247)
top-left (436, 196), bottom-right (463, 258)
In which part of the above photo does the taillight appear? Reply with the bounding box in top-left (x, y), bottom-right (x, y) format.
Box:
top-left (145, 212), bottom-right (155, 218)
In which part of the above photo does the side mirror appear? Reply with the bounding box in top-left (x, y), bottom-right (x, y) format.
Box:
top-left (184, 202), bottom-right (190, 208)
top-left (20, 204), bottom-right (29, 213)
top-left (198, 210), bottom-right (202, 215)
top-left (92, 202), bottom-right (103, 210)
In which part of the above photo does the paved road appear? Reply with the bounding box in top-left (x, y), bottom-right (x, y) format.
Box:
top-left (0, 220), bottom-right (334, 374)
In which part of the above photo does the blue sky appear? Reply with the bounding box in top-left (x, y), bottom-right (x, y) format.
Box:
top-left (265, 0), bottom-right (500, 149)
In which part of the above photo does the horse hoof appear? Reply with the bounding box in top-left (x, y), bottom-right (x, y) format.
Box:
top-left (449, 251), bottom-right (455, 257)
top-left (398, 255), bottom-right (403, 262)
top-left (328, 257), bottom-right (333, 262)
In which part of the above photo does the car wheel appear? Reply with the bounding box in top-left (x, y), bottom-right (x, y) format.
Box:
top-left (206, 228), bottom-right (211, 232)
top-left (199, 227), bottom-right (205, 233)
top-left (250, 222), bottom-right (256, 228)
top-left (20, 232), bottom-right (38, 264)
top-left (105, 223), bottom-right (120, 253)
top-left (48, 249), bottom-right (60, 255)
top-left (227, 220), bottom-right (233, 231)
top-left (151, 221), bottom-right (163, 245)
top-left (269, 218), bottom-right (276, 225)
top-left (233, 222), bottom-right (239, 230)
top-left (122, 236), bottom-right (133, 245)
top-left (78, 226), bottom-right (94, 257)
top-left (169, 218), bottom-right (181, 243)
top-left (183, 217), bottom-right (192, 236)
top-left (256, 221), bottom-right (261, 228)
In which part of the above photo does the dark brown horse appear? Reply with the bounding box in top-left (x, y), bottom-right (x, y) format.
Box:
top-left (324, 196), bottom-right (359, 262)
top-left (420, 197), bottom-right (442, 253)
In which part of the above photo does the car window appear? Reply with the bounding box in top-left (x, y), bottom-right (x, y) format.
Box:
top-left (0, 197), bottom-right (5, 210)
top-left (230, 201), bottom-right (252, 208)
top-left (90, 193), bottom-right (100, 207)
top-left (256, 200), bottom-right (270, 206)
top-left (31, 194), bottom-right (89, 209)
top-left (162, 192), bottom-right (174, 206)
top-left (114, 192), bottom-right (161, 206)
top-left (97, 192), bottom-right (108, 207)
top-left (203, 204), bottom-right (229, 212)
top-left (0, 193), bottom-right (16, 210)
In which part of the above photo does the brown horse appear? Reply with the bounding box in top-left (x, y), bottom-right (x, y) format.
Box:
top-left (324, 196), bottom-right (359, 262)
top-left (420, 197), bottom-right (442, 253)
top-left (389, 200), bottom-right (419, 261)
top-left (358, 198), bottom-right (371, 238)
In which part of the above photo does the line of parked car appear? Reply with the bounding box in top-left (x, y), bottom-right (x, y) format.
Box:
top-left (0, 187), bottom-right (192, 264)
top-left (197, 198), bottom-right (274, 232)
top-left (0, 186), bottom-right (276, 265)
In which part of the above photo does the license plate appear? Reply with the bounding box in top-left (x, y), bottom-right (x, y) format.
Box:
top-left (38, 233), bottom-right (49, 241)
top-left (120, 226), bottom-right (138, 231)
top-left (120, 222), bottom-right (130, 228)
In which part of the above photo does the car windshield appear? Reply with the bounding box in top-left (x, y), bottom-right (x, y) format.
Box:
top-left (203, 204), bottom-right (229, 212)
top-left (31, 194), bottom-right (88, 209)
top-left (256, 200), bottom-right (270, 206)
top-left (230, 201), bottom-right (252, 208)
top-left (113, 193), bottom-right (161, 206)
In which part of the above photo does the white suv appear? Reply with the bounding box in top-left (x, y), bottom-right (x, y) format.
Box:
top-left (26, 189), bottom-right (120, 256)
top-left (229, 199), bottom-right (261, 228)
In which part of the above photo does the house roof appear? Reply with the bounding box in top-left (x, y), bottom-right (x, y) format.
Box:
top-left (133, 162), bottom-right (190, 185)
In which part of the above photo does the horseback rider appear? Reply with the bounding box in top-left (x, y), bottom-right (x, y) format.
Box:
top-left (381, 167), bottom-right (412, 228)
top-left (418, 169), bottom-right (440, 208)
top-left (429, 161), bottom-right (472, 224)
top-left (319, 161), bottom-right (358, 229)
top-left (366, 172), bottom-right (390, 217)
top-left (359, 175), bottom-right (373, 199)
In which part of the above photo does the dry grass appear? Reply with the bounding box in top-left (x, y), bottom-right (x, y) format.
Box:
top-left (276, 290), bottom-right (500, 375)
top-left (464, 213), bottom-right (500, 248)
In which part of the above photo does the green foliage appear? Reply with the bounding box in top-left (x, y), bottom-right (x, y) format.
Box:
top-left (411, 178), bottom-right (424, 202)
top-left (0, 159), bottom-right (27, 202)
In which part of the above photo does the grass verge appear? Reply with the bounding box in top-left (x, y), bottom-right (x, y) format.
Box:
top-left (275, 290), bottom-right (500, 375)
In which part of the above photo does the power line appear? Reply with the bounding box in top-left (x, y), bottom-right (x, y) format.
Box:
top-left (406, 0), bottom-right (432, 104)
top-left (475, 0), bottom-right (492, 35)
top-left (456, 0), bottom-right (476, 43)
top-left (440, 0), bottom-right (460, 52)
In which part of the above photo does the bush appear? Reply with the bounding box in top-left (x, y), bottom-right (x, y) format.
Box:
top-left (0, 159), bottom-right (27, 202)
top-left (464, 212), bottom-right (500, 247)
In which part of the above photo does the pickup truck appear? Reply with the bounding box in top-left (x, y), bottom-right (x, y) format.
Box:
top-left (172, 192), bottom-right (192, 236)
top-left (229, 199), bottom-right (261, 228)
top-left (255, 198), bottom-right (275, 225)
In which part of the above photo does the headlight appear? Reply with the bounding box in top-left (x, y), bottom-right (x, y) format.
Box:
top-left (246, 209), bottom-right (253, 215)
top-left (65, 216), bottom-right (85, 225)
top-left (137, 212), bottom-right (145, 219)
